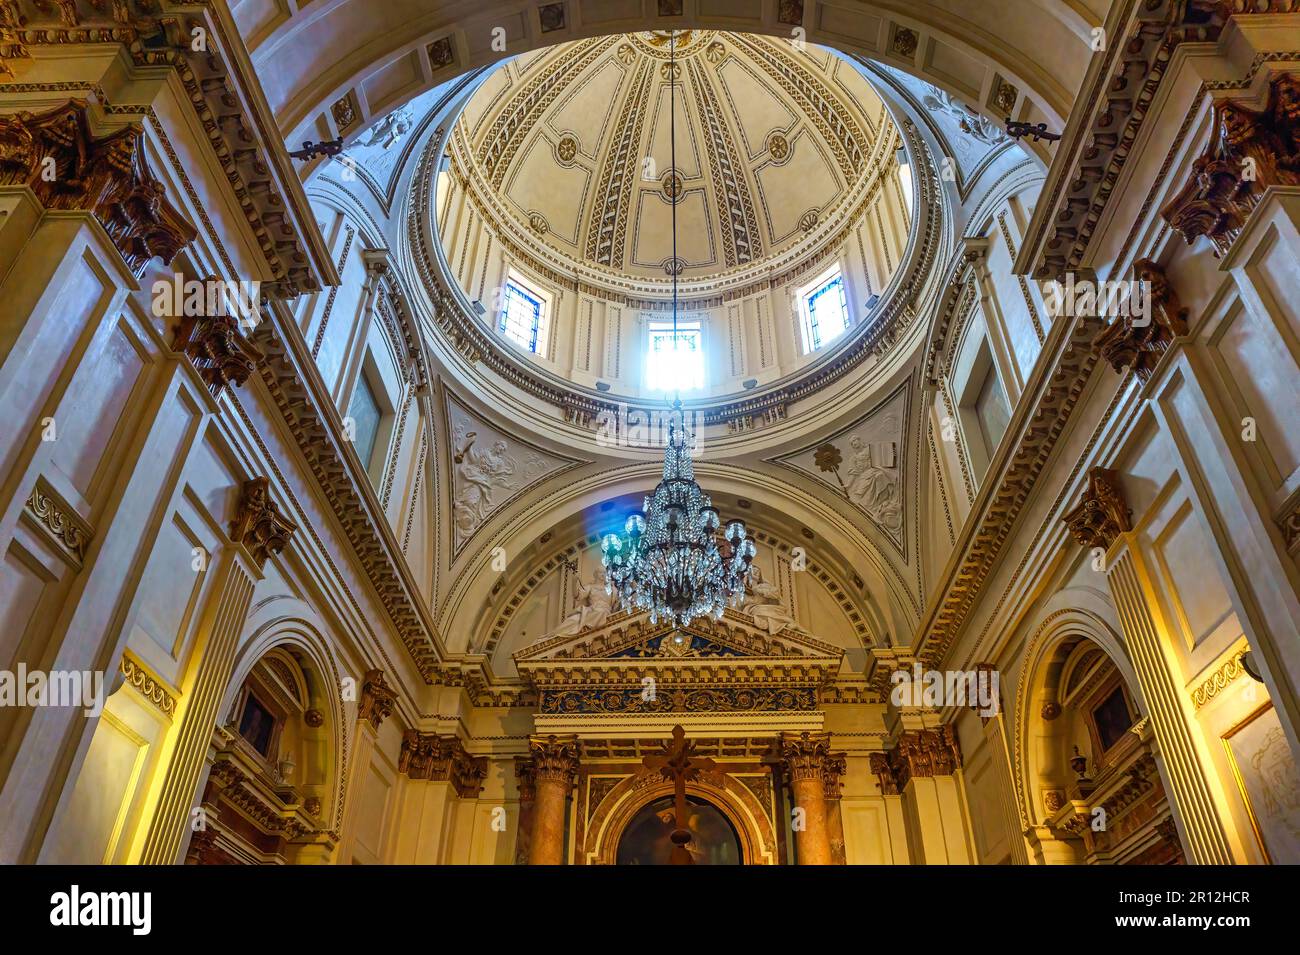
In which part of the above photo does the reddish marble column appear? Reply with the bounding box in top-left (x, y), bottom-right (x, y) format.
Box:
top-left (782, 732), bottom-right (834, 865)
top-left (527, 734), bottom-right (579, 865)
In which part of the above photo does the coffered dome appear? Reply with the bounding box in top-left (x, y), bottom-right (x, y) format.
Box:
top-left (446, 30), bottom-right (899, 291)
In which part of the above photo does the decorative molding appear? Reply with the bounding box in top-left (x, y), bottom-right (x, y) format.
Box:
top-left (23, 478), bottom-right (90, 564)
top-left (529, 733), bottom-right (580, 788)
top-left (1191, 647), bottom-right (1250, 710)
top-left (229, 476), bottom-right (298, 569)
top-left (780, 731), bottom-right (832, 783)
top-left (120, 650), bottom-right (177, 718)
top-left (1062, 467), bottom-right (1132, 551)
top-left (0, 99), bottom-right (195, 276)
top-left (871, 726), bottom-right (962, 793)
top-left (398, 731), bottom-right (487, 797)
top-left (1163, 73), bottom-right (1300, 256)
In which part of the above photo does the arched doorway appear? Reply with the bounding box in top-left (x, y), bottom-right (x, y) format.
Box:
top-left (615, 794), bottom-right (742, 865)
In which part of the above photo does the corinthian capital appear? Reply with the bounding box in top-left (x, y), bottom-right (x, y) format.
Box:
top-left (780, 731), bottom-right (833, 783)
top-left (529, 734), bottom-right (580, 788)
top-left (229, 477), bottom-right (298, 568)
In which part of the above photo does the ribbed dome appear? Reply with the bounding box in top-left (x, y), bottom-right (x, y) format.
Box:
top-left (447, 30), bottom-right (897, 289)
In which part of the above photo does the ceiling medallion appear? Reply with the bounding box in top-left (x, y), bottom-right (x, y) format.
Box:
top-left (767, 132), bottom-right (791, 162)
top-left (528, 211), bottom-right (550, 236)
top-left (601, 31), bottom-right (756, 628)
top-left (631, 29), bottom-right (716, 60)
top-left (661, 170), bottom-right (683, 202)
top-left (555, 135), bottom-right (579, 163)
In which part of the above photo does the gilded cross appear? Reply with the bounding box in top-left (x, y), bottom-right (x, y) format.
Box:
top-left (641, 724), bottom-right (716, 864)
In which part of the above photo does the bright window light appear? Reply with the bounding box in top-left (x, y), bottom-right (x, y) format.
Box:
top-left (646, 320), bottom-right (703, 392)
top-left (898, 164), bottom-right (914, 219)
top-left (801, 270), bottom-right (849, 353)
top-left (498, 279), bottom-right (547, 353)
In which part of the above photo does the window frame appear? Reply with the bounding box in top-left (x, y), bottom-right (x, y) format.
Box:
top-left (797, 264), bottom-right (851, 354)
top-left (497, 271), bottom-right (550, 356)
top-left (644, 316), bottom-right (705, 393)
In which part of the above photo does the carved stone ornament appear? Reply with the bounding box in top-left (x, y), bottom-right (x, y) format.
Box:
top-left (528, 734), bottom-right (580, 788)
top-left (357, 668), bottom-right (396, 730)
top-left (229, 476), bottom-right (298, 568)
top-left (1062, 467), bottom-right (1132, 551)
top-left (174, 309), bottom-right (263, 399)
top-left (780, 731), bottom-right (832, 784)
top-left (0, 100), bottom-right (196, 276)
top-left (1093, 258), bottom-right (1188, 383)
top-left (822, 752), bottom-right (847, 802)
top-left (1163, 73), bottom-right (1300, 257)
top-left (871, 727), bottom-right (961, 794)
top-left (514, 755), bottom-right (537, 803)
top-left (398, 731), bottom-right (488, 797)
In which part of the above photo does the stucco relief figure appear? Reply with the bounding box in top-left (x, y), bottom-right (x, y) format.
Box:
top-left (740, 563), bottom-right (807, 636)
top-left (843, 434), bottom-right (902, 534)
top-left (548, 566), bottom-right (614, 638)
top-left (452, 429), bottom-right (517, 544)
top-left (361, 106), bottom-right (415, 150)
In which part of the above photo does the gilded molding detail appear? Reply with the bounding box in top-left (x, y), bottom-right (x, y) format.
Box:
top-left (868, 752), bottom-right (899, 795)
top-left (1062, 467), bottom-right (1132, 551)
top-left (358, 668), bottom-right (397, 729)
top-left (120, 651), bottom-right (177, 718)
top-left (1191, 649), bottom-right (1250, 710)
top-left (0, 99), bottom-right (196, 276)
top-left (229, 476), bottom-right (298, 568)
top-left (529, 733), bottom-right (580, 788)
top-left (398, 731), bottom-right (487, 797)
top-left (174, 310), bottom-right (263, 399)
top-left (1093, 258), bottom-right (1188, 382)
top-left (23, 481), bottom-right (89, 562)
top-left (822, 752), bottom-right (847, 802)
top-left (514, 756), bottom-right (537, 802)
top-left (1163, 73), bottom-right (1300, 256)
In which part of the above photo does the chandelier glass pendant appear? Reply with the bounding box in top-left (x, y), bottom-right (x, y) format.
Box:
top-left (600, 31), bottom-right (758, 627)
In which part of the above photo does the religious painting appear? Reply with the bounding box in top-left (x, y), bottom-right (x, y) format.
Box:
top-left (1091, 683), bottom-right (1133, 753)
top-left (237, 692), bottom-right (278, 758)
top-left (616, 795), bottom-right (742, 865)
top-left (1222, 703), bottom-right (1300, 863)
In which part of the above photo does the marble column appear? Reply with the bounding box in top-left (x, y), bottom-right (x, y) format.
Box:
top-left (528, 734), bottom-right (578, 865)
top-left (823, 752), bottom-right (848, 865)
top-left (781, 731), bottom-right (833, 865)
top-left (514, 756), bottom-right (536, 865)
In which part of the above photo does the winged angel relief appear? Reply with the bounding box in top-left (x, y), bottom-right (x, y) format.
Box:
top-left (451, 426), bottom-right (547, 548)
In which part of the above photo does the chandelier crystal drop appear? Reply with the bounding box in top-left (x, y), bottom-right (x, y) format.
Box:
top-left (600, 401), bottom-right (756, 627)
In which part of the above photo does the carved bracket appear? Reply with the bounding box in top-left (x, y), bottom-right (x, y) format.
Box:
top-left (229, 476), bottom-right (298, 569)
top-left (1062, 467), bottom-right (1132, 551)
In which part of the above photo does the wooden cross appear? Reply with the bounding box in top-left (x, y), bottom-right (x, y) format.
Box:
top-left (641, 724), bottom-right (716, 864)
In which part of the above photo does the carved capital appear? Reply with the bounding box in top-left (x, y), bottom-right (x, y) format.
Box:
top-left (398, 732), bottom-right (487, 797)
top-left (514, 755), bottom-right (537, 803)
top-left (0, 100), bottom-right (196, 276)
top-left (780, 731), bottom-right (832, 784)
top-left (357, 668), bottom-right (396, 730)
top-left (175, 309), bottom-right (263, 399)
top-left (873, 727), bottom-right (961, 793)
top-left (528, 734), bottom-right (580, 789)
top-left (1163, 74), bottom-right (1300, 257)
top-left (1094, 258), bottom-right (1188, 383)
top-left (1062, 467), bottom-right (1132, 551)
top-left (822, 752), bottom-right (847, 802)
top-left (229, 476), bottom-right (297, 568)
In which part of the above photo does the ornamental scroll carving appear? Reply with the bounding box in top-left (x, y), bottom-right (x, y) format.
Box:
top-left (229, 476), bottom-right (298, 569)
top-left (1093, 258), bottom-right (1188, 383)
top-left (1163, 73), bottom-right (1300, 257)
top-left (398, 731), bottom-right (487, 797)
top-left (1062, 467), bottom-right (1132, 551)
top-left (0, 100), bottom-right (196, 276)
top-left (780, 731), bottom-right (832, 784)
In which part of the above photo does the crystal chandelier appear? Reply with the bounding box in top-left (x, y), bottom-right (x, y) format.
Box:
top-left (599, 32), bottom-right (757, 627)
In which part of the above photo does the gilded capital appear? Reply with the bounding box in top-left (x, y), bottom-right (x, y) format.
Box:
top-left (780, 731), bottom-right (833, 784)
top-left (529, 734), bottom-right (580, 788)
top-left (230, 477), bottom-right (298, 568)
top-left (822, 752), bottom-right (847, 802)
top-left (872, 727), bottom-right (961, 793)
top-left (358, 668), bottom-right (396, 730)
top-left (1094, 258), bottom-right (1188, 383)
top-left (514, 755), bottom-right (537, 802)
top-left (399, 731), bottom-right (487, 797)
top-left (1062, 467), bottom-right (1132, 551)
